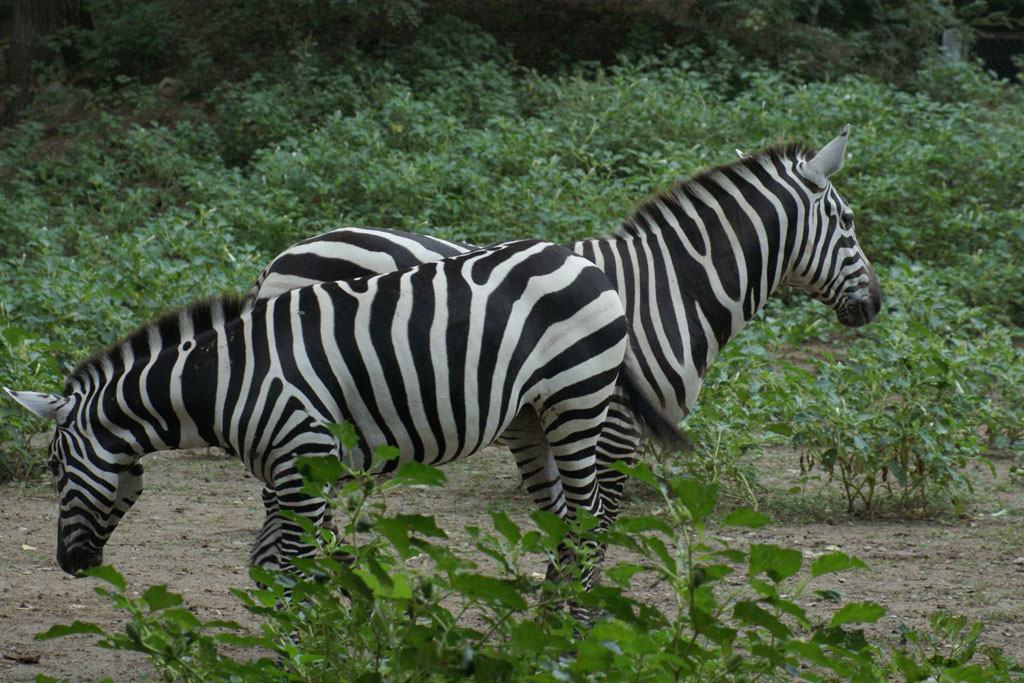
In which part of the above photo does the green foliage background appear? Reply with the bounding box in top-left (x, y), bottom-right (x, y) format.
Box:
top-left (3, 3), bottom-right (1022, 495)
top-left (2, 5), bottom-right (1024, 501)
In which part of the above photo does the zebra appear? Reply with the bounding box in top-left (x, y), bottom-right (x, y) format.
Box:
top-left (5, 239), bottom-right (682, 582)
top-left (248, 125), bottom-right (883, 531)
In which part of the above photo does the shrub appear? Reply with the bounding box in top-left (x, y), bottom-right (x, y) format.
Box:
top-left (66, 0), bottom-right (182, 84)
top-left (788, 261), bottom-right (1017, 514)
top-left (37, 439), bottom-right (903, 681)
top-left (3, 15), bottom-right (1023, 500)
top-left (36, 437), bottom-right (1024, 680)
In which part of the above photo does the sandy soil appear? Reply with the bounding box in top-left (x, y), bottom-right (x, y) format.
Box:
top-left (1, 446), bottom-right (1022, 682)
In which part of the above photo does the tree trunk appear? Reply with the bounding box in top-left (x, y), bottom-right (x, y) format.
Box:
top-left (1, 0), bottom-right (91, 126)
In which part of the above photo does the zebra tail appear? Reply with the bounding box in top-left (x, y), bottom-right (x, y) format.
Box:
top-left (618, 346), bottom-right (693, 452)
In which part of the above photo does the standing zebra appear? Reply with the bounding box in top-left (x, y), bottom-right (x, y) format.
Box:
top-left (6, 240), bottom-right (680, 580)
top-left (250, 126), bottom-right (882, 528)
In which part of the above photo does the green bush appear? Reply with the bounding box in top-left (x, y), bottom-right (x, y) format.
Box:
top-left (64, 0), bottom-right (182, 84)
top-left (36, 440), bottom-right (1024, 680)
top-left (787, 261), bottom-right (1022, 513)
top-left (2, 13), bottom-right (1023, 500)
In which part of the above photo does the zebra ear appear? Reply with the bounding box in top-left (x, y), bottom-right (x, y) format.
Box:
top-left (801, 124), bottom-right (850, 187)
top-left (4, 387), bottom-right (70, 422)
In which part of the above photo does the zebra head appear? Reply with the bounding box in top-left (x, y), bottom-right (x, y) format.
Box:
top-left (787, 125), bottom-right (882, 327)
top-left (4, 386), bottom-right (144, 576)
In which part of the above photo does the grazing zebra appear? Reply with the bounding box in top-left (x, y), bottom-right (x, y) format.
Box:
top-left (5, 240), bottom-right (681, 581)
top-left (250, 126), bottom-right (882, 530)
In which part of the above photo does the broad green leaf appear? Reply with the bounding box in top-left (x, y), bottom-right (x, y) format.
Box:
top-left (376, 514), bottom-right (447, 556)
top-left (83, 565), bottom-right (126, 591)
top-left (589, 620), bottom-right (637, 644)
top-left (388, 573), bottom-right (413, 600)
top-left (325, 421), bottom-right (360, 451)
top-left (1, 326), bottom-right (31, 346)
top-left (36, 620), bottom-right (106, 640)
top-left (696, 563), bottom-right (734, 584)
top-left (400, 513), bottom-right (447, 538)
top-left (748, 543), bottom-right (802, 583)
top-left (670, 477), bottom-right (718, 520)
top-left (374, 444), bottom-right (401, 461)
top-left (295, 455), bottom-right (343, 488)
top-left (141, 584), bottom-right (184, 611)
top-left (772, 595), bottom-right (811, 628)
top-left (334, 565), bottom-right (375, 601)
top-left (390, 461), bottom-right (446, 487)
top-left (643, 536), bottom-right (677, 575)
top-left (605, 562), bottom-right (646, 585)
top-left (939, 664), bottom-right (991, 682)
top-left (810, 552), bottom-right (869, 578)
top-left (530, 509), bottom-right (570, 546)
top-left (765, 422), bottom-right (793, 436)
top-left (451, 574), bottom-right (527, 610)
top-left (490, 510), bottom-right (521, 545)
top-left (608, 460), bottom-right (661, 490)
top-left (732, 600), bottom-right (792, 639)
top-left (511, 621), bottom-right (549, 650)
top-left (160, 607), bottom-right (202, 630)
top-left (613, 514), bottom-right (673, 535)
top-left (711, 548), bottom-right (747, 563)
top-left (787, 640), bottom-right (858, 678)
top-left (363, 556), bottom-right (395, 595)
top-left (573, 638), bottom-right (615, 672)
top-left (829, 601), bottom-right (886, 627)
top-left (353, 568), bottom-right (382, 595)
top-left (722, 508), bottom-right (770, 528)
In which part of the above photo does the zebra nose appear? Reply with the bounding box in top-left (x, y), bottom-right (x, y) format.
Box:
top-left (57, 542), bottom-right (103, 576)
top-left (837, 281), bottom-right (882, 327)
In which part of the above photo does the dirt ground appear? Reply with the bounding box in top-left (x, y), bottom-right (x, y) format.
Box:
top-left (1, 445), bottom-right (1022, 682)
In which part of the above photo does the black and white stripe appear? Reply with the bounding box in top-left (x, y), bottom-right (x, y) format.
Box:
top-left (249, 127), bottom-right (882, 524)
top-left (7, 240), bottom-right (677, 581)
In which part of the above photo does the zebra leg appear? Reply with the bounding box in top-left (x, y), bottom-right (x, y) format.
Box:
top-left (250, 484), bottom-right (339, 574)
top-left (592, 395), bottom-right (647, 531)
top-left (251, 485), bottom-right (286, 572)
top-left (257, 477), bottom-right (341, 558)
top-left (499, 408), bottom-right (568, 520)
top-left (500, 408), bottom-right (595, 585)
top-left (248, 447), bottom-right (335, 577)
top-left (576, 399), bottom-right (647, 597)
top-left (535, 390), bottom-right (615, 621)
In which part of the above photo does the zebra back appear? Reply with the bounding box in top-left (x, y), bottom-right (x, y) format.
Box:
top-left (249, 129), bottom-right (880, 424)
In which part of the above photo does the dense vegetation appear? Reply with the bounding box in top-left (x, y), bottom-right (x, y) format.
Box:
top-left (2, 0), bottom-right (1023, 679)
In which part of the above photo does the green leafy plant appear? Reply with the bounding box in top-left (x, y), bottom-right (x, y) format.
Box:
top-left (889, 612), bottom-right (1024, 682)
top-left (36, 430), bottom-right (926, 681)
top-left (789, 263), bottom-right (1005, 514)
top-left (3, 8), bottom-right (1023, 508)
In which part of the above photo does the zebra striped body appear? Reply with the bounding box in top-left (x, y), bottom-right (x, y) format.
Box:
top-left (7, 240), bottom-right (669, 577)
top-left (250, 127), bottom-right (882, 524)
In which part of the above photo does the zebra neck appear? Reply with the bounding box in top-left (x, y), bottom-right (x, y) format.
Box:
top-left (66, 303), bottom-right (236, 456)
top-left (573, 176), bottom-right (793, 416)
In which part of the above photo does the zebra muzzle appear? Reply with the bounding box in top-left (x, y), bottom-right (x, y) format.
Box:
top-left (837, 277), bottom-right (883, 328)
top-left (56, 541), bottom-right (103, 576)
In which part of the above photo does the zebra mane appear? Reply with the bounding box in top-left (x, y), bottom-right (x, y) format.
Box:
top-left (63, 293), bottom-right (248, 396)
top-left (615, 142), bottom-right (815, 237)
